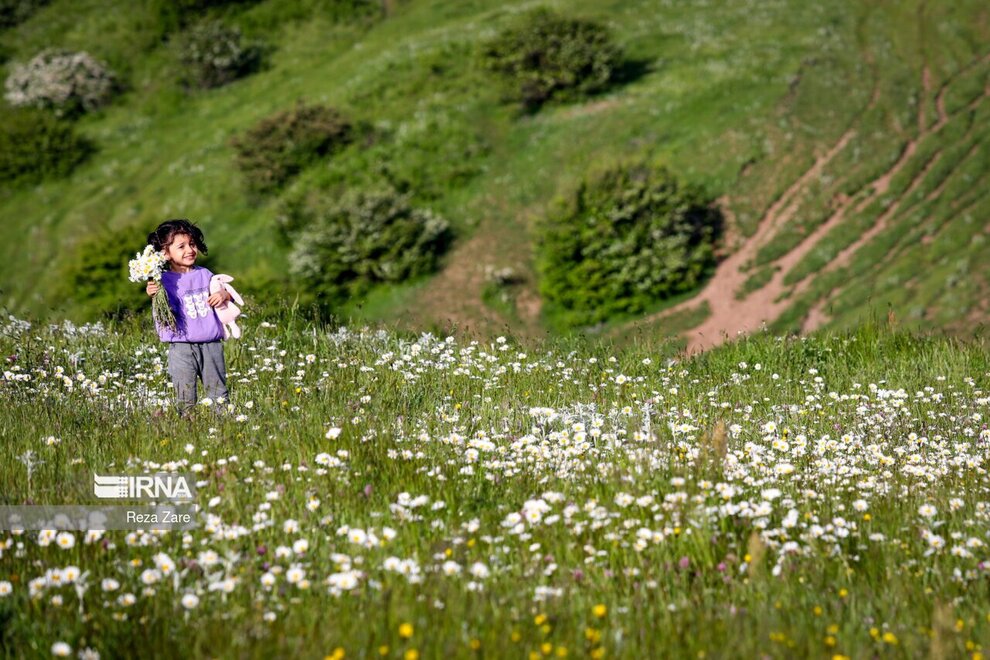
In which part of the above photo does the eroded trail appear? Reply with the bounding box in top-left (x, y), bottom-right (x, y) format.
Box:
top-left (672, 128), bottom-right (859, 351)
top-left (629, 54), bottom-right (989, 354)
top-left (622, 121), bottom-right (862, 351)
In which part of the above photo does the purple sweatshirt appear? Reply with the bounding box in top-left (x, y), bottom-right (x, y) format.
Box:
top-left (155, 266), bottom-right (225, 343)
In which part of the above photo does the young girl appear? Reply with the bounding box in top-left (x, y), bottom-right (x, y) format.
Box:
top-left (145, 219), bottom-right (231, 418)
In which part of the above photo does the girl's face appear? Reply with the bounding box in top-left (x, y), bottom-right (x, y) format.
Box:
top-left (165, 233), bottom-right (198, 271)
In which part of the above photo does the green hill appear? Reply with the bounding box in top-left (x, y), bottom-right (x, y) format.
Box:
top-left (1, 0), bottom-right (987, 347)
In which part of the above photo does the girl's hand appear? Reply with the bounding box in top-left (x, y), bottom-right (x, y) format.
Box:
top-left (146, 281), bottom-right (159, 297)
top-left (207, 289), bottom-right (231, 307)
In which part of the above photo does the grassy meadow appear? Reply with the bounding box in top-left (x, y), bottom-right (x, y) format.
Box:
top-left (1, 310), bottom-right (990, 657)
top-left (3, 1), bottom-right (990, 657)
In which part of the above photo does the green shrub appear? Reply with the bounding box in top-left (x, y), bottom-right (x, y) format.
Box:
top-left (154, 0), bottom-right (259, 33)
top-left (0, 107), bottom-right (91, 185)
top-left (0, 0), bottom-right (49, 29)
top-left (56, 224), bottom-right (153, 321)
top-left (481, 8), bottom-right (623, 110)
top-left (177, 19), bottom-right (263, 89)
top-left (537, 163), bottom-right (722, 329)
top-left (165, 0), bottom-right (254, 12)
top-left (287, 186), bottom-right (452, 307)
top-left (230, 103), bottom-right (352, 194)
top-left (4, 49), bottom-right (119, 117)
top-left (278, 113), bottom-right (489, 211)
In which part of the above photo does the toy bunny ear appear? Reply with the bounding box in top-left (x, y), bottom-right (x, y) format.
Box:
top-left (224, 283), bottom-right (244, 306)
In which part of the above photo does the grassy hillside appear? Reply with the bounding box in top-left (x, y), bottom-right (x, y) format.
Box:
top-left (0, 0), bottom-right (988, 345)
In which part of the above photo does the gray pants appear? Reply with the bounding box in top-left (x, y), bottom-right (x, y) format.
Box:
top-left (167, 341), bottom-right (229, 416)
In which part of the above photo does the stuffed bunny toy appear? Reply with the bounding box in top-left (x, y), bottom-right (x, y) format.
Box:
top-left (209, 274), bottom-right (244, 339)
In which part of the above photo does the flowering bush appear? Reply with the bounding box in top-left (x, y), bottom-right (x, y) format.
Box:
top-left (481, 8), bottom-right (623, 110)
top-left (537, 163), bottom-right (722, 328)
top-left (4, 49), bottom-right (118, 116)
top-left (177, 20), bottom-right (262, 89)
top-left (230, 103), bottom-right (352, 194)
top-left (0, 108), bottom-right (91, 185)
top-left (287, 186), bottom-right (452, 306)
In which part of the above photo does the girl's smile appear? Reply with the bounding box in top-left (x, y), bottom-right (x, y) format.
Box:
top-left (165, 234), bottom-right (198, 273)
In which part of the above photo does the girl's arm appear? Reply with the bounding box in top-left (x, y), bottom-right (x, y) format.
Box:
top-left (146, 281), bottom-right (159, 297)
top-left (207, 288), bottom-right (231, 307)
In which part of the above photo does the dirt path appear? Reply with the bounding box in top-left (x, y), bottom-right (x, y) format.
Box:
top-left (404, 212), bottom-right (545, 339)
top-left (800, 76), bottom-right (990, 333)
top-left (801, 298), bottom-right (830, 334)
top-left (401, 230), bottom-right (506, 336)
top-left (794, 147), bottom-right (942, 333)
top-left (629, 48), bottom-right (990, 352)
top-left (627, 61), bottom-right (956, 352)
top-left (623, 126), bottom-right (859, 351)
top-left (821, 150), bottom-right (941, 275)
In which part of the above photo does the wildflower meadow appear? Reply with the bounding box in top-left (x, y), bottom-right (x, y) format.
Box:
top-left (1, 309), bottom-right (989, 658)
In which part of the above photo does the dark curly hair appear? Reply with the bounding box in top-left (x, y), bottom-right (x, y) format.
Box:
top-left (147, 219), bottom-right (208, 258)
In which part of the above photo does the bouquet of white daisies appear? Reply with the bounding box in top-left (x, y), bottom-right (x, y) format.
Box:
top-left (128, 244), bottom-right (177, 331)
